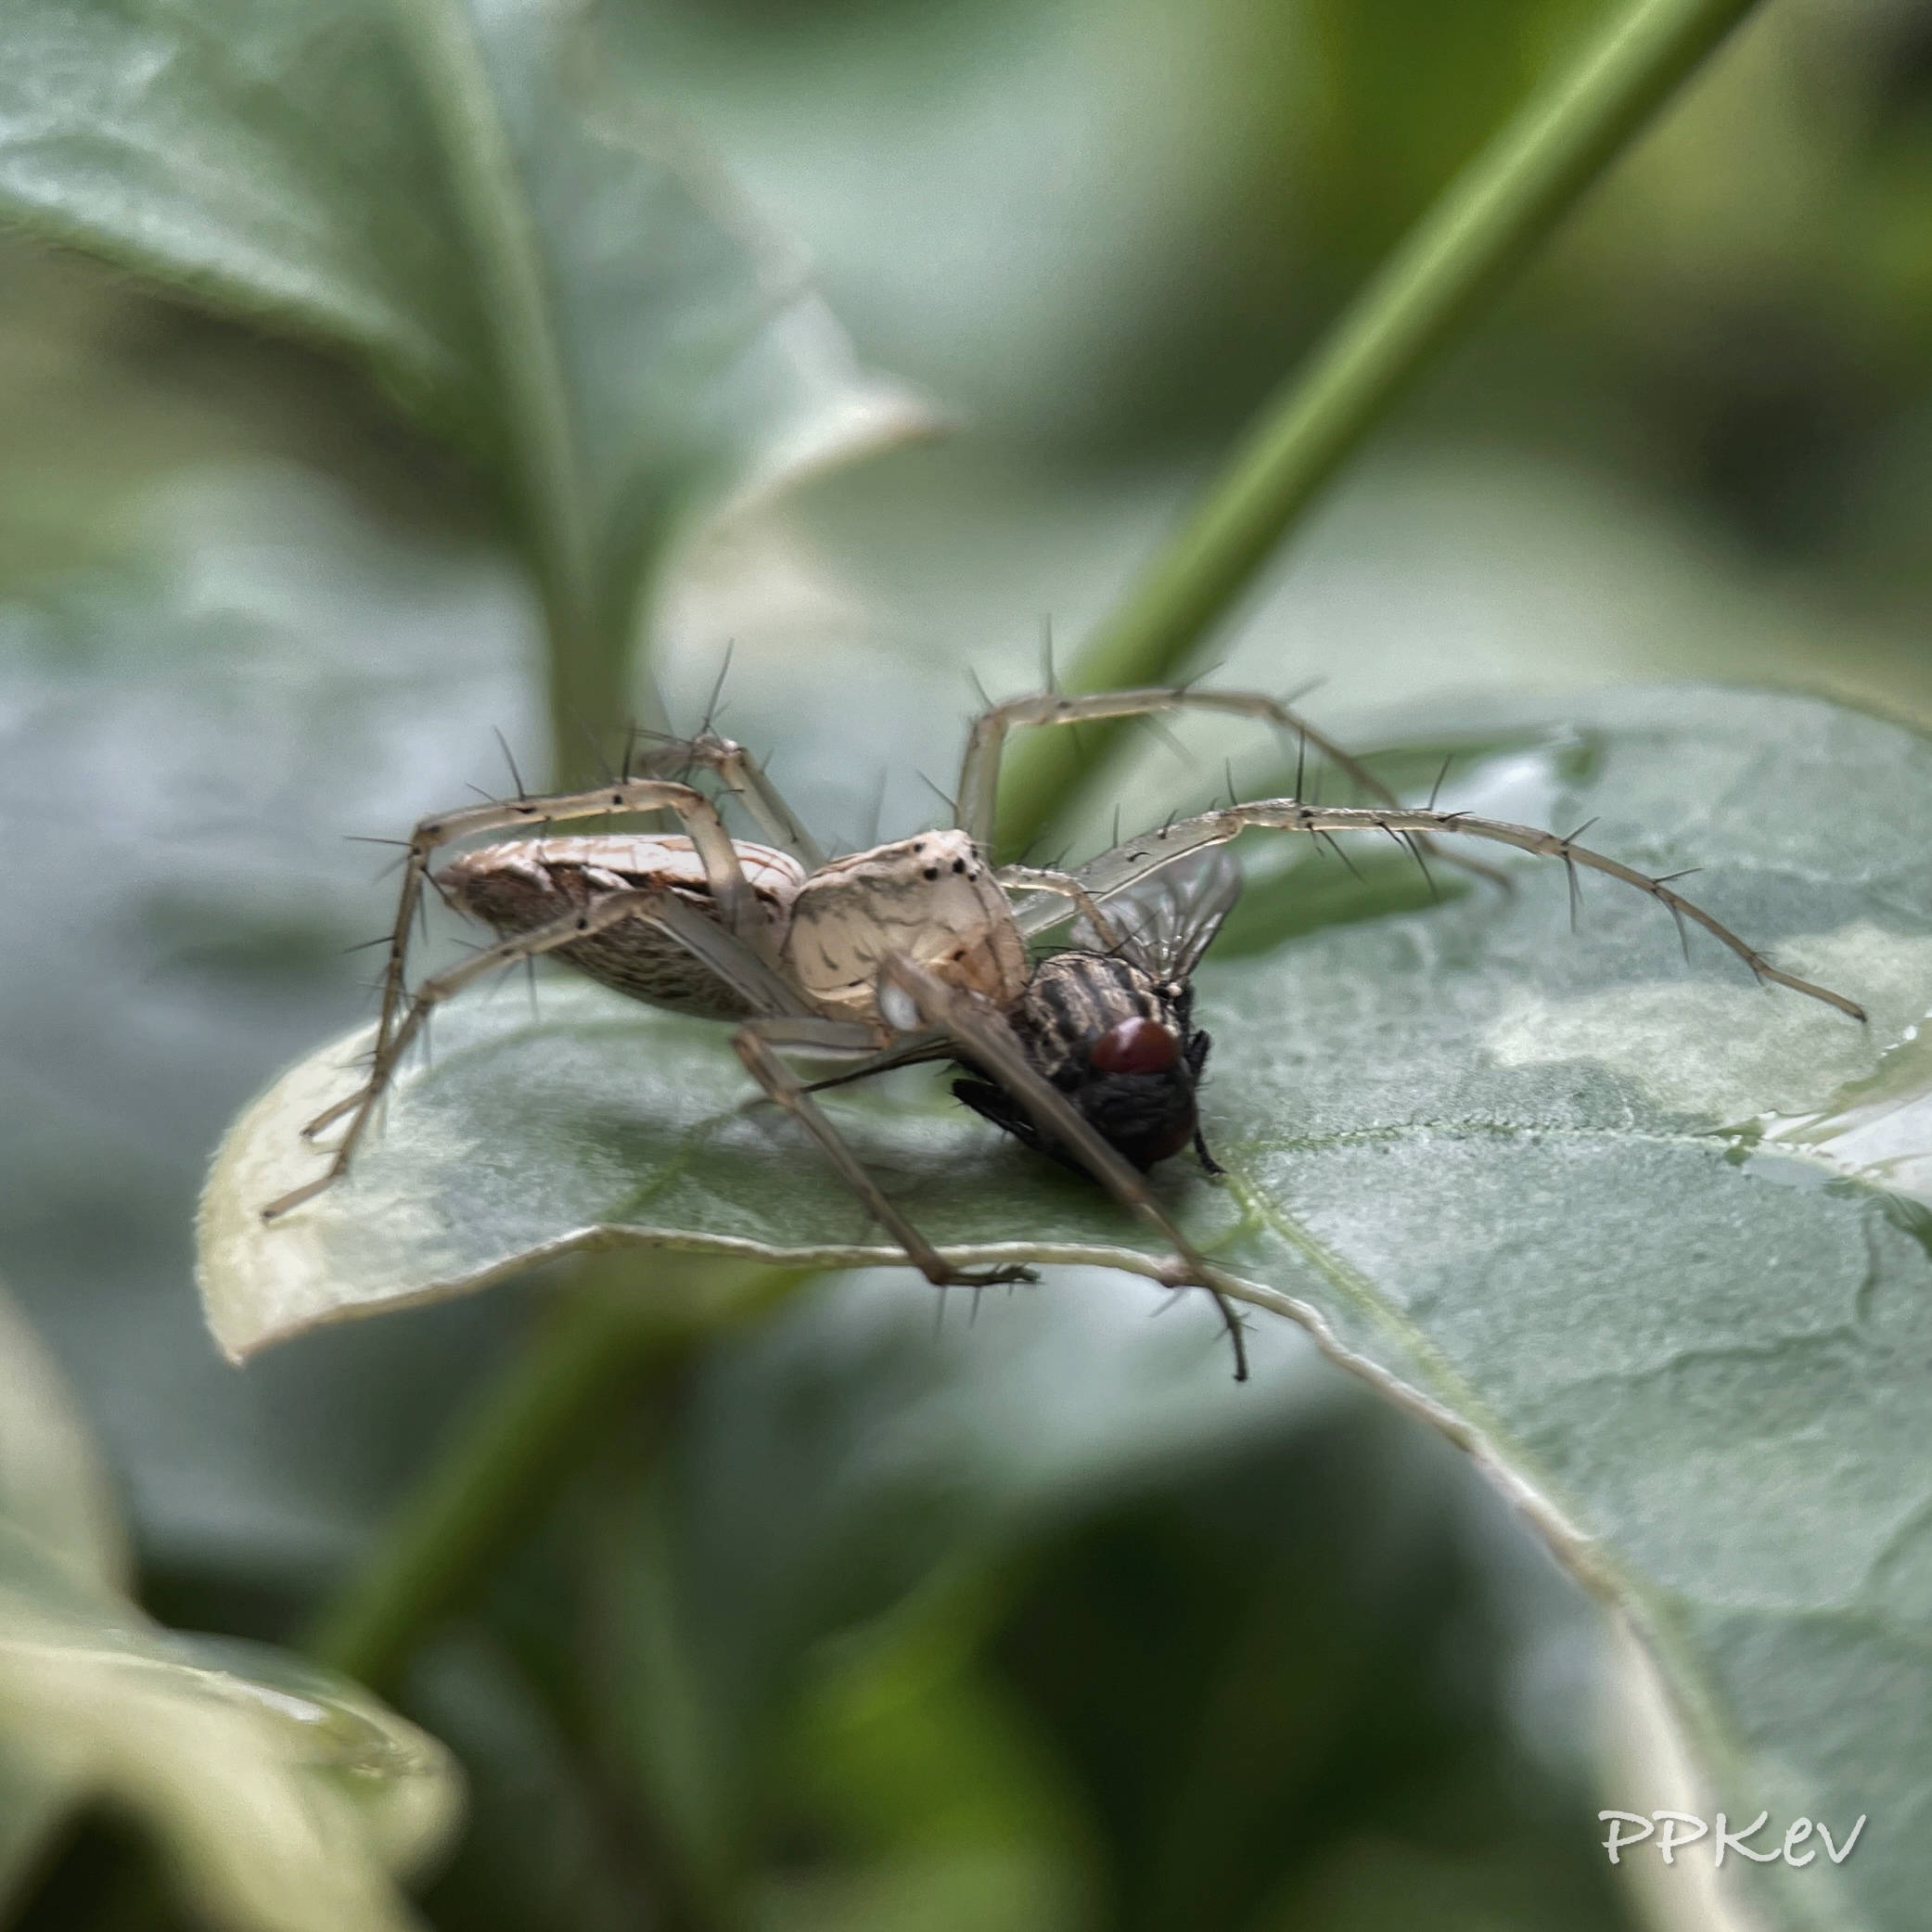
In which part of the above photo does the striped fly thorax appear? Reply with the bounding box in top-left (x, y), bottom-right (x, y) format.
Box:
top-left (1016, 953), bottom-right (1183, 1088)
top-left (955, 945), bottom-right (1213, 1173)
top-left (952, 849), bottom-right (1240, 1174)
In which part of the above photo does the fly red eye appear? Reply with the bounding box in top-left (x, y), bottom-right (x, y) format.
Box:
top-left (1090, 1017), bottom-right (1180, 1074)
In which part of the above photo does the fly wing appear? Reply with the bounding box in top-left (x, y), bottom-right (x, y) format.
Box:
top-left (1071, 846), bottom-right (1243, 981)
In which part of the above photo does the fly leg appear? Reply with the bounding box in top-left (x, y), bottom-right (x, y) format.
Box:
top-left (732, 1023), bottom-right (1038, 1291)
top-left (1185, 1033), bottom-right (1223, 1175)
top-left (876, 956), bottom-right (1250, 1381)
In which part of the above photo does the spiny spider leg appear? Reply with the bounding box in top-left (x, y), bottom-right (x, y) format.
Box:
top-left (269, 887), bottom-right (808, 1220)
top-left (994, 865), bottom-right (1128, 949)
top-left (327, 776), bottom-right (775, 1146)
top-left (796, 1031), bottom-right (956, 1097)
top-left (953, 684), bottom-right (1508, 887)
top-left (736, 1013), bottom-right (907, 1056)
top-left (1058, 802), bottom-right (1867, 1020)
top-left (630, 730), bottom-right (827, 868)
top-left (733, 1022), bottom-right (1037, 1290)
top-left (877, 956), bottom-right (1251, 1381)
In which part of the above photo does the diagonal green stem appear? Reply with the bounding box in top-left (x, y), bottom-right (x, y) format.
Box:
top-left (993, 0), bottom-right (1767, 857)
top-left (395, 0), bottom-right (667, 783)
top-left (71, 1272), bottom-right (756, 1932)
top-left (305, 1254), bottom-right (803, 1691)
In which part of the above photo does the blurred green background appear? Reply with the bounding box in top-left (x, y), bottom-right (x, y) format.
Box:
top-left (5, 0), bottom-right (1932, 1926)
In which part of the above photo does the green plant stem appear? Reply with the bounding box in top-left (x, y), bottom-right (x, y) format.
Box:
top-left (305, 1253), bottom-right (801, 1691)
top-left (397, 0), bottom-right (667, 787)
top-left (994, 0), bottom-right (1766, 857)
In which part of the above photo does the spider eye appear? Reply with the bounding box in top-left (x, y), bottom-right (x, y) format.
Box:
top-left (1090, 1017), bottom-right (1180, 1074)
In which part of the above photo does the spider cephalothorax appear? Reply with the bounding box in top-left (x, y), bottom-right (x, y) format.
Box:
top-left (436, 825), bottom-right (1024, 1023)
top-left (266, 682), bottom-right (1864, 1383)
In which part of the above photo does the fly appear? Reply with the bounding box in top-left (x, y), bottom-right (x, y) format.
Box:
top-left (953, 848), bottom-right (1240, 1177)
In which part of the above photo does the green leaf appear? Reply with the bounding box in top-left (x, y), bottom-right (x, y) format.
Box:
top-left (0, 1282), bottom-right (129, 1909)
top-left (203, 685), bottom-right (1932, 1930)
top-left (0, 0), bottom-right (933, 747)
top-left (594, 1275), bottom-right (1639, 1932)
top-left (0, 1265), bottom-right (128, 1603)
top-left (0, 1277), bottom-right (461, 1932)
top-left (401, 1631), bottom-right (641, 1932)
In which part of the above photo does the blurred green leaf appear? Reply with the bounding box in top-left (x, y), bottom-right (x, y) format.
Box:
top-left (402, 1631), bottom-right (641, 1932)
top-left (0, 1283), bottom-right (129, 1912)
top-left (0, 236), bottom-right (503, 601)
top-left (0, 1264), bottom-right (128, 1603)
top-left (603, 1270), bottom-right (1634, 1932)
top-left (981, 1425), bottom-right (1626, 1932)
top-left (204, 685), bottom-right (1932, 1929)
top-left (0, 462), bottom-right (559, 1624)
top-left (0, 0), bottom-right (933, 760)
top-left (0, 1276), bottom-right (461, 1931)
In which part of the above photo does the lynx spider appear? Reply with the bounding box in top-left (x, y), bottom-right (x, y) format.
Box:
top-left (267, 685), bottom-right (1865, 1381)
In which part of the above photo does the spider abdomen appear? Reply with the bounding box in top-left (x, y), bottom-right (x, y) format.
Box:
top-left (437, 835), bottom-right (803, 1019)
